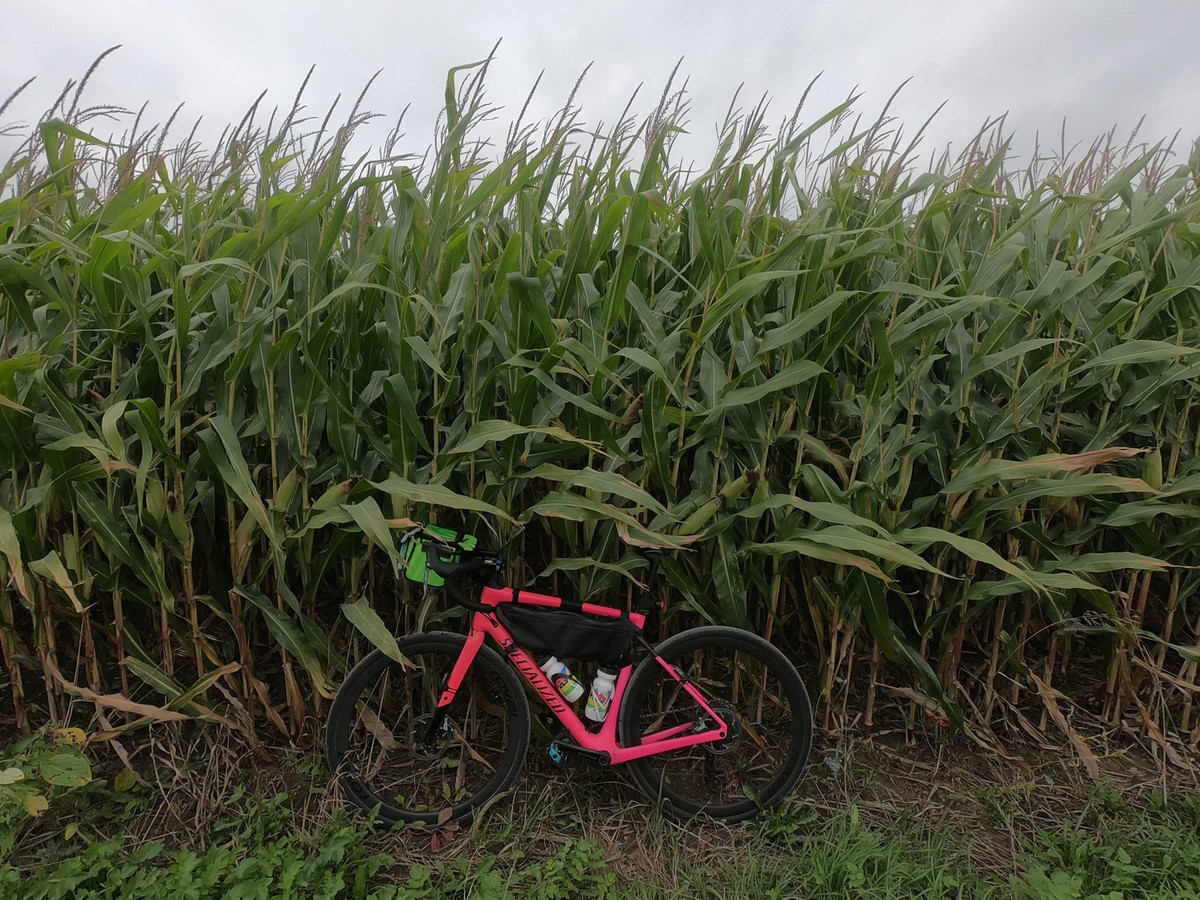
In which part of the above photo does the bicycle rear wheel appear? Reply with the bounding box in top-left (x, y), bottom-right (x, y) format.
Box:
top-left (325, 631), bottom-right (530, 826)
top-left (619, 625), bottom-right (812, 823)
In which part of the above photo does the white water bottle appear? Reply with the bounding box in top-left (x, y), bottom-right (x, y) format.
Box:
top-left (539, 656), bottom-right (585, 702)
top-left (585, 666), bottom-right (618, 723)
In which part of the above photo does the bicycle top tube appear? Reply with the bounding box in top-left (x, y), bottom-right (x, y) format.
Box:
top-left (480, 585), bottom-right (634, 621)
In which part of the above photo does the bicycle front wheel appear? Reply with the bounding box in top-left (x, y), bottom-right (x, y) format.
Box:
top-left (325, 631), bottom-right (530, 826)
top-left (619, 626), bottom-right (813, 823)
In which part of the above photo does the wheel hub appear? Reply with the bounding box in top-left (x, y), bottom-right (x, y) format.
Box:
top-left (408, 713), bottom-right (453, 759)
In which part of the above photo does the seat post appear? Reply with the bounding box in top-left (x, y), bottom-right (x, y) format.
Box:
top-left (635, 548), bottom-right (664, 615)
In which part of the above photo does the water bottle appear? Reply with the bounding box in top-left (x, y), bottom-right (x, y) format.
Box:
top-left (585, 666), bottom-right (618, 723)
top-left (539, 656), bottom-right (585, 702)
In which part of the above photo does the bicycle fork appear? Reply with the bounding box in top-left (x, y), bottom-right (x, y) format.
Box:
top-left (422, 628), bottom-right (487, 745)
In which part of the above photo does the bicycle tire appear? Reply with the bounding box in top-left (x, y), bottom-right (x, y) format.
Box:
top-left (619, 625), bottom-right (813, 823)
top-left (325, 631), bottom-right (530, 826)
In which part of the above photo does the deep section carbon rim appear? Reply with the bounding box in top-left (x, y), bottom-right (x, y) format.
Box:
top-left (325, 633), bottom-right (529, 825)
top-left (620, 626), bottom-right (812, 822)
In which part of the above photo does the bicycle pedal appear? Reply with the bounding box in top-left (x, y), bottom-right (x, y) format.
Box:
top-left (548, 742), bottom-right (565, 764)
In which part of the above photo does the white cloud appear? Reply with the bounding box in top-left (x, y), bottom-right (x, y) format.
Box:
top-left (3, 0), bottom-right (1197, 169)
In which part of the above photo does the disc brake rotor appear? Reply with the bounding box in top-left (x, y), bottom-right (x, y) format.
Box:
top-left (408, 712), bottom-right (453, 759)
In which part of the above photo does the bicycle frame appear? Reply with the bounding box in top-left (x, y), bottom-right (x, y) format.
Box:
top-left (434, 585), bottom-right (729, 764)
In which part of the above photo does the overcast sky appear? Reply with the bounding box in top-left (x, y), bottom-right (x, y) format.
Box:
top-left (3, 0), bottom-right (1198, 172)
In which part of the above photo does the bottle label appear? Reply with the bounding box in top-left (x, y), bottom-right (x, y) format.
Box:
top-left (548, 669), bottom-right (584, 701)
top-left (587, 689), bottom-right (613, 721)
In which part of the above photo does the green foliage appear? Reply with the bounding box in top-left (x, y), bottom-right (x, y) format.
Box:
top-left (0, 730), bottom-right (91, 861)
top-left (3, 794), bottom-right (395, 900)
top-left (1013, 790), bottom-right (1200, 899)
top-left (0, 778), bottom-right (619, 900)
top-left (742, 802), bottom-right (983, 899)
top-left (373, 839), bottom-right (620, 900)
top-left (514, 838), bottom-right (619, 899)
top-left (2, 53), bottom-right (1200, 748)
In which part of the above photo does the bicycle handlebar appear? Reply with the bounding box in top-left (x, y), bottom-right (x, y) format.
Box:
top-left (424, 544), bottom-right (485, 578)
top-left (423, 541), bottom-right (493, 612)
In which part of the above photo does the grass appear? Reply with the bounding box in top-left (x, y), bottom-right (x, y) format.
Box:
top-left (1016, 786), bottom-right (1200, 899)
top-left (6, 772), bottom-right (1198, 898)
top-left (4, 730), bottom-right (1199, 898)
top-left (3, 798), bottom-right (398, 899)
top-left (4, 782), bottom-right (983, 898)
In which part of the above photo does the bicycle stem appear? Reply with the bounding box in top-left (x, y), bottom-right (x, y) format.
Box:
top-left (635, 549), bottom-right (664, 615)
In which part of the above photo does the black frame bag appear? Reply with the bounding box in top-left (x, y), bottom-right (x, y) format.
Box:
top-left (496, 603), bottom-right (635, 666)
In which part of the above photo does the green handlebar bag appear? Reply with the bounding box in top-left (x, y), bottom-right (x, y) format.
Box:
top-left (399, 525), bottom-right (478, 587)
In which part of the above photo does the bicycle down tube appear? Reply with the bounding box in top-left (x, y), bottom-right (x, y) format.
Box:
top-left (433, 585), bottom-right (729, 764)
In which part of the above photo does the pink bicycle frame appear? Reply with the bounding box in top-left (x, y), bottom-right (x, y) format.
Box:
top-left (434, 585), bottom-right (728, 763)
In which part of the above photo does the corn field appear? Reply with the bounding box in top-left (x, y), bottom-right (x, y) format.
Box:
top-left (3, 57), bottom-right (1200, 773)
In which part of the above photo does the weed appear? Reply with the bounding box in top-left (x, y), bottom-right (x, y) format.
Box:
top-left (4, 800), bottom-right (394, 899)
top-left (1013, 789), bottom-right (1200, 899)
top-left (0, 729), bottom-right (92, 861)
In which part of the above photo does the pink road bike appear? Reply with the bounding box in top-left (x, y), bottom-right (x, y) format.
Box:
top-left (325, 531), bottom-right (813, 825)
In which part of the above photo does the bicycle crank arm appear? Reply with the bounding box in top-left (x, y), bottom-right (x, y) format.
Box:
top-left (548, 738), bottom-right (612, 766)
